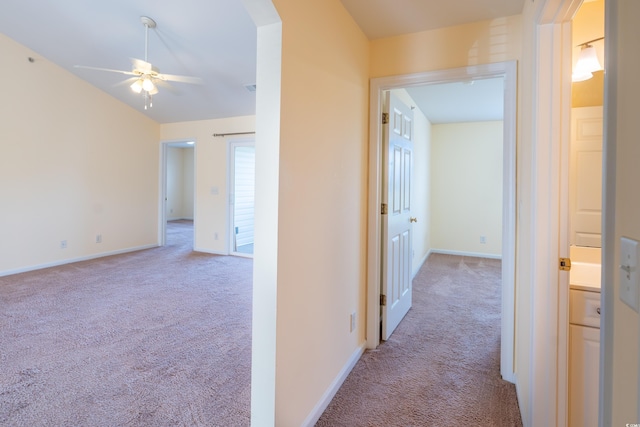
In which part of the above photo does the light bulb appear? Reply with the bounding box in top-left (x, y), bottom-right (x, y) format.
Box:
top-left (130, 79), bottom-right (143, 93)
top-left (142, 78), bottom-right (155, 92)
top-left (572, 45), bottom-right (603, 82)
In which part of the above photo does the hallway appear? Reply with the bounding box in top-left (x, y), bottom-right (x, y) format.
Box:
top-left (317, 254), bottom-right (522, 426)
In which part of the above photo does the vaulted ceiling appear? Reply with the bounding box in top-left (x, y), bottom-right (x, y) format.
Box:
top-left (0, 0), bottom-right (524, 124)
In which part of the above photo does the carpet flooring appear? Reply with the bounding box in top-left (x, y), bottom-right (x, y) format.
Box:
top-left (0, 221), bottom-right (252, 426)
top-left (2, 225), bottom-right (522, 426)
top-left (316, 254), bottom-right (523, 426)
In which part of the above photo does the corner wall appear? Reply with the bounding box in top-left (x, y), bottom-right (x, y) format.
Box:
top-left (270, 0), bottom-right (370, 425)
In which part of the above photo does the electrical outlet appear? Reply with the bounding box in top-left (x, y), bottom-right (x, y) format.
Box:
top-left (60, 240), bottom-right (67, 249)
top-left (480, 236), bottom-right (487, 244)
top-left (96, 234), bottom-right (102, 244)
top-left (214, 232), bottom-right (219, 240)
top-left (350, 312), bottom-right (356, 332)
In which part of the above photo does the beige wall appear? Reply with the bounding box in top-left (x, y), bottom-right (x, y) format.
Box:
top-left (431, 122), bottom-right (503, 257)
top-left (608, 0), bottom-right (640, 424)
top-left (160, 116), bottom-right (255, 254)
top-left (166, 147), bottom-right (194, 221)
top-left (269, 0), bottom-right (369, 424)
top-left (572, 0), bottom-right (605, 107)
top-left (370, 16), bottom-right (523, 78)
top-left (0, 33), bottom-right (160, 275)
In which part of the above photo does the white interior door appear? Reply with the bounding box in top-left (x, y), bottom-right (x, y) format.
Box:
top-left (570, 106), bottom-right (603, 247)
top-left (381, 92), bottom-right (414, 340)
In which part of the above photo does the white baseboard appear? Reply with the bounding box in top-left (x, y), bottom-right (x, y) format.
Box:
top-left (412, 249), bottom-right (432, 278)
top-left (302, 343), bottom-right (366, 427)
top-left (193, 247), bottom-right (227, 256)
top-left (430, 248), bottom-right (502, 260)
top-left (0, 244), bottom-right (158, 277)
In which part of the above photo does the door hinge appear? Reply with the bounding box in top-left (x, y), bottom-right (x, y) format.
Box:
top-left (382, 112), bottom-right (389, 125)
top-left (559, 257), bottom-right (571, 271)
top-left (381, 203), bottom-right (388, 215)
top-left (380, 294), bottom-right (387, 306)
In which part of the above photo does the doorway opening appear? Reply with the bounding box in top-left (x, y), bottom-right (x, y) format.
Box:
top-left (160, 140), bottom-right (196, 247)
top-left (367, 61), bottom-right (517, 383)
top-left (229, 139), bottom-right (256, 257)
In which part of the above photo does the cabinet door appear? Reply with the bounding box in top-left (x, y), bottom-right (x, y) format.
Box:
top-left (569, 324), bottom-right (600, 427)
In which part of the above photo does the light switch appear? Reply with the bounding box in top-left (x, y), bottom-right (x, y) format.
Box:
top-left (620, 237), bottom-right (639, 312)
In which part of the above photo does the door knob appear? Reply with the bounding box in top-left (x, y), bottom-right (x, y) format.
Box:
top-left (410, 217), bottom-right (417, 223)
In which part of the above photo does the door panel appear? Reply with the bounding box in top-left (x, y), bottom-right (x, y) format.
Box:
top-left (382, 92), bottom-right (414, 340)
top-left (570, 107), bottom-right (603, 247)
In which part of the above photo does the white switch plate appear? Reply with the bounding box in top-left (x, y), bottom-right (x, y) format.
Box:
top-left (620, 237), bottom-right (639, 312)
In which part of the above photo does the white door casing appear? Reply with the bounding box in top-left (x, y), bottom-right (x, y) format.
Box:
top-left (366, 61), bottom-right (517, 384)
top-left (381, 92), bottom-right (414, 340)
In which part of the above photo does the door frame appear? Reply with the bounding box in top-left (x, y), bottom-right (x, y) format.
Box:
top-left (532, 0), bottom-right (587, 424)
top-left (159, 139), bottom-right (197, 247)
top-left (227, 138), bottom-right (256, 257)
top-left (366, 61), bottom-right (518, 383)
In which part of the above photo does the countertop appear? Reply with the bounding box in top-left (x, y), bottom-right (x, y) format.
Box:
top-left (569, 261), bottom-right (601, 293)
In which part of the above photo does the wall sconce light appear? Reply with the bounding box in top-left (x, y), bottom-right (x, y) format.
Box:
top-left (572, 37), bottom-right (604, 82)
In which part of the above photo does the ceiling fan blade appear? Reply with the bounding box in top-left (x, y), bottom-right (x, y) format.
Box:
top-left (74, 65), bottom-right (138, 76)
top-left (130, 58), bottom-right (155, 73)
top-left (154, 79), bottom-right (180, 94)
top-left (157, 73), bottom-right (203, 85)
top-left (113, 77), bottom-right (139, 88)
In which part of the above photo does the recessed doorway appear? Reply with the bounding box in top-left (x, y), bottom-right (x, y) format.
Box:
top-left (367, 61), bottom-right (517, 383)
top-left (160, 140), bottom-right (195, 247)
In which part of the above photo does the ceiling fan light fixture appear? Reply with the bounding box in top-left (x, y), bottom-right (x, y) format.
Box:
top-left (142, 78), bottom-right (155, 92)
top-left (131, 79), bottom-right (143, 93)
top-left (75, 14), bottom-right (201, 112)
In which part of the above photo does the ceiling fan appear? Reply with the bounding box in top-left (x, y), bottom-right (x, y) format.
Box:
top-left (75, 16), bottom-right (202, 110)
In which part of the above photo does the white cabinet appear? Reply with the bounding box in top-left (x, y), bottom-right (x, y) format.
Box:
top-left (569, 289), bottom-right (601, 427)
